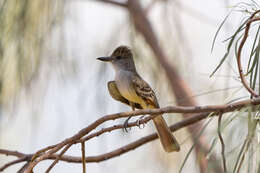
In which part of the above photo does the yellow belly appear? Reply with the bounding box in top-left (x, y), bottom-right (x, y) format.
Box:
top-left (119, 86), bottom-right (143, 104)
top-left (115, 70), bottom-right (147, 108)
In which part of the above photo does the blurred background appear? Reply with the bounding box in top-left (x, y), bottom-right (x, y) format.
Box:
top-left (0, 0), bottom-right (259, 172)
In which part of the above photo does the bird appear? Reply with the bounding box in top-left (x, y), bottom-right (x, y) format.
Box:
top-left (97, 46), bottom-right (180, 152)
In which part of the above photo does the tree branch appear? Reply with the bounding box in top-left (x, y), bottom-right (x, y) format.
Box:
top-left (0, 157), bottom-right (28, 172)
top-left (0, 97), bottom-right (260, 172)
top-left (0, 112), bottom-right (209, 166)
top-left (24, 96), bottom-right (260, 171)
top-left (236, 10), bottom-right (260, 97)
top-left (81, 142), bottom-right (86, 173)
top-left (45, 144), bottom-right (73, 173)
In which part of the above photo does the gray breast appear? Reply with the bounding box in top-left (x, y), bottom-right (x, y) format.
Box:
top-left (114, 70), bottom-right (142, 104)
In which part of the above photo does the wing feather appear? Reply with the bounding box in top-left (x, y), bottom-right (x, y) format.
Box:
top-left (132, 75), bottom-right (159, 108)
top-left (107, 81), bottom-right (142, 109)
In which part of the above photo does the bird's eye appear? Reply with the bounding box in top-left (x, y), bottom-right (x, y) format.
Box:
top-left (116, 56), bottom-right (122, 60)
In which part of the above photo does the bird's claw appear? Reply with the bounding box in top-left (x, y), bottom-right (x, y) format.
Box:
top-left (136, 115), bottom-right (146, 129)
top-left (123, 116), bottom-right (132, 133)
top-left (123, 115), bottom-right (146, 132)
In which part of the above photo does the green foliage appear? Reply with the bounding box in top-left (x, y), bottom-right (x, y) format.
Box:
top-left (210, 18), bottom-right (248, 77)
top-left (211, 5), bottom-right (260, 95)
top-left (209, 4), bottom-right (260, 172)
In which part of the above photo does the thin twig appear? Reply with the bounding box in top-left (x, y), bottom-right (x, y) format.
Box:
top-left (81, 142), bottom-right (86, 173)
top-left (79, 115), bottom-right (154, 143)
top-left (17, 162), bottom-right (30, 173)
top-left (0, 157), bottom-right (27, 172)
top-left (236, 10), bottom-right (260, 97)
top-left (45, 144), bottom-right (72, 173)
top-left (217, 113), bottom-right (227, 173)
top-left (31, 144), bottom-right (58, 162)
top-left (0, 149), bottom-right (26, 158)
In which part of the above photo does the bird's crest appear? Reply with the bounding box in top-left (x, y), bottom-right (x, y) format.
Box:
top-left (111, 46), bottom-right (133, 58)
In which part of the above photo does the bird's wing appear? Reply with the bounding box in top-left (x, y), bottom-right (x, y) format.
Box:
top-left (132, 75), bottom-right (159, 108)
top-left (107, 81), bottom-right (142, 109)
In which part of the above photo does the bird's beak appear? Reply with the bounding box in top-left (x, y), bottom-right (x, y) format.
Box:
top-left (97, 56), bottom-right (113, 62)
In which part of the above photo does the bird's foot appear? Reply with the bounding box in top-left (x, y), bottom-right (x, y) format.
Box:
top-left (136, 115), bottom-right (146, 129)
top-left (123, 116), bottom-right (132, 133)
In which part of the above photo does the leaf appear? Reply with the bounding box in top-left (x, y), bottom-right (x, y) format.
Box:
top-left (246, 25), bottom-right (260, 73)
top-left (210, 19), bottom-right (249, 77)
top-left (206, 137), bottom-right (218, 159)
top-left (211, 10), bottom-right (233, 53)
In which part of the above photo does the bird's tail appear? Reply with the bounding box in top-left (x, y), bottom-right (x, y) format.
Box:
top-left (153, 115), bottom-right (180, 152)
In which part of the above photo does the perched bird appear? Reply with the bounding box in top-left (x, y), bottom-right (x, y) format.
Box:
top-left (97, 46), bottom-right (180, 152)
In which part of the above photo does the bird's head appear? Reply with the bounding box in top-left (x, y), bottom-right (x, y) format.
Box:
top-left (97, 46), bottom-right (136, 72)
